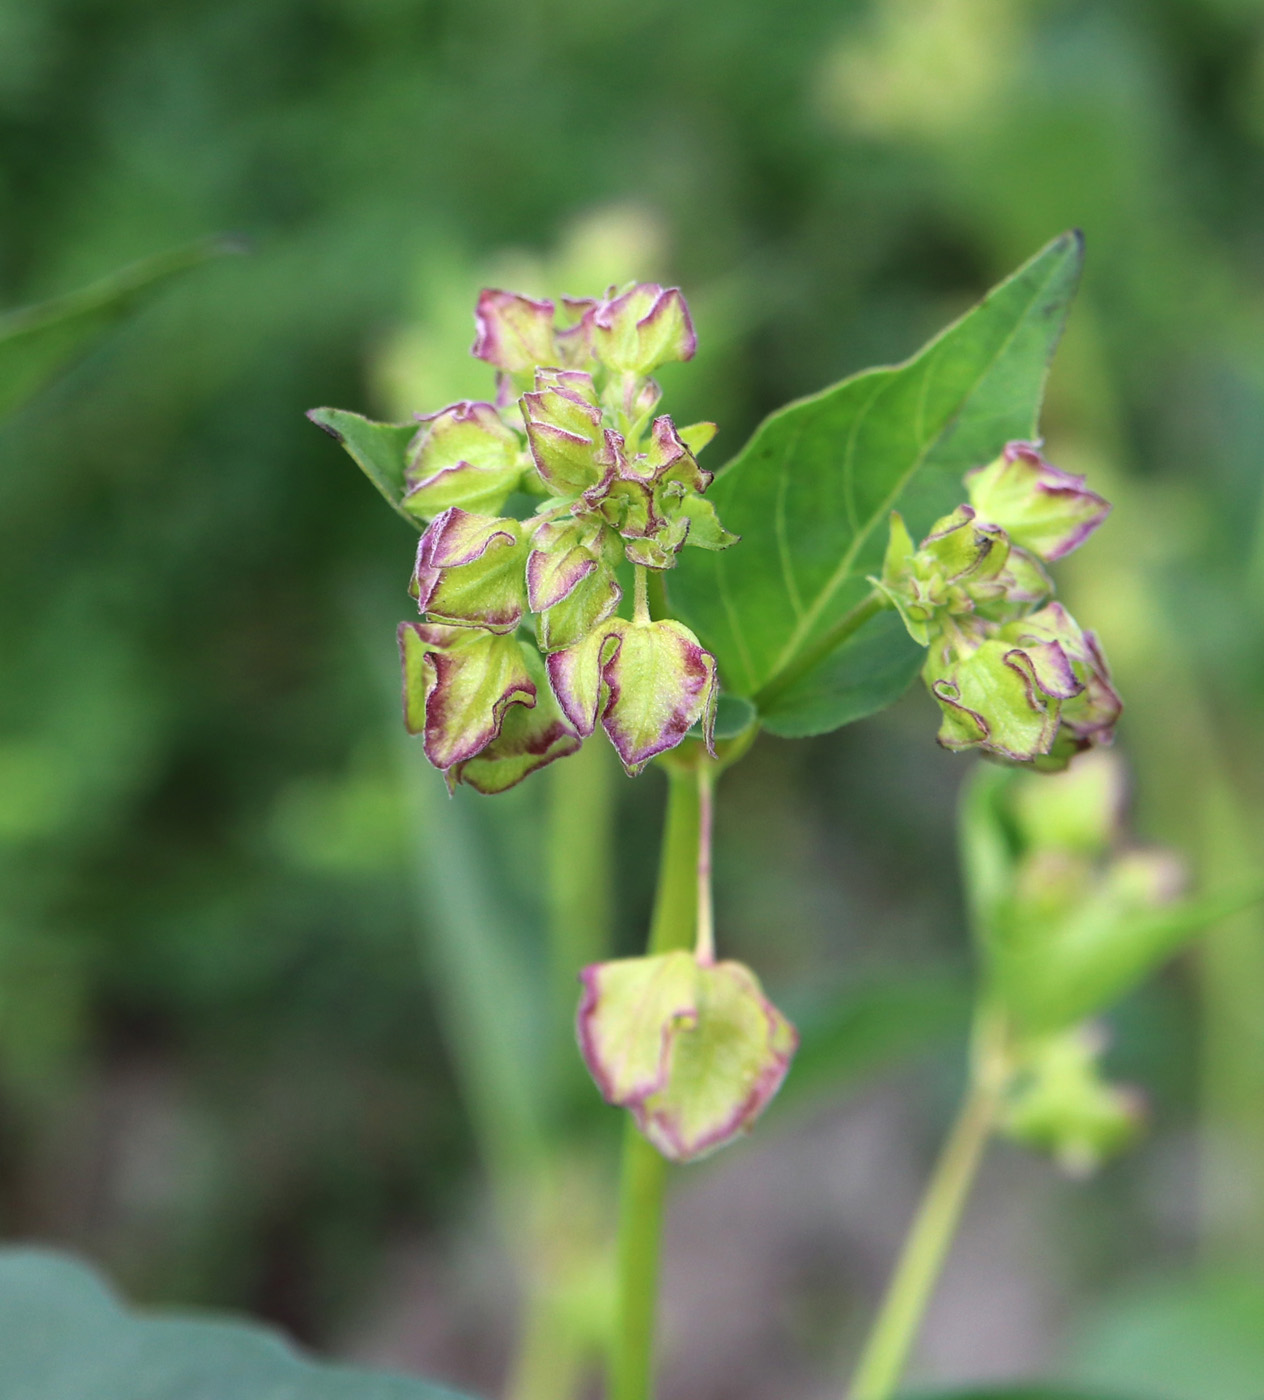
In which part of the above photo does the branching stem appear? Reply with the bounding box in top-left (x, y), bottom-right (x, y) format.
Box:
top-left (754, 589), bottom-right (889, 713)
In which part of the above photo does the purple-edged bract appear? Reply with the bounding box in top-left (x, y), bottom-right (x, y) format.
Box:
top-left (576, 951), bottom-right (797, 1163)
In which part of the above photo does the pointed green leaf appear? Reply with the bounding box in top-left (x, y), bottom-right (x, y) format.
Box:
top-left (0, 1248), bottom-right (478, 1399)
top-left (0, 238), bottom-right (239, 420)
top-left (670, 232), bottom-right (1083, 738)
top-left (307, 407), bottom-right (423, 530)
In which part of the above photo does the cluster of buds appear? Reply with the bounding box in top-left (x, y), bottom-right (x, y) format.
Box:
top-left (876, 442), bottom-right (1118, 768)
top-left (397, 285), bottom-right (736, 791)
top-left (969, 752), bottom-right (1187, 1174)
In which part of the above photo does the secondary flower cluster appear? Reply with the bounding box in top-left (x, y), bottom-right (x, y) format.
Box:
top-left (875, 442), bottom-right (1119, 768)
top-left (397, 285), bottom-right (736, 791)
top-left (977, 752), bottom-right (1184, 1173)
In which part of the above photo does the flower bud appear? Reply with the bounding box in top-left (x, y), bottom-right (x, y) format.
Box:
top-left (999, 1026), bottom-right (1143, 1176)
top-left (587, 284), bottom-right (696, 375)
top-left (999, 604), bottom-right (1121, 766)
top-left (965, 441), bottom-right (1110, 562)
top-left (411, 509), bottom-right (529, 633)
top-left (924, 631), bottom-right (1083, 763)
top-left (547, 617), bottom-right (718, 774)
top-left (448, 652), bottom-right (581, 793)
top-left (471, 289), bottom-right (557, 373)
top-left (576, 951), bottom-right (797, 1163)
top-left (526, 518), bottom-right (622, 652)
top-left (403, 401), bottom-right (528, 520)
top-left (398, 622), bottom-right (536, 775)
top-left (520, 370), bottom-right (609, 497)
top-left (878, 507), bottom-right (1011, 643)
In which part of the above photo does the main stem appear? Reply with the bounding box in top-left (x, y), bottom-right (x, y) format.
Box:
top-left (610, 770), bottom-right (700, 1400)
top-left (847, 1075), bottom-right (1000, 1400)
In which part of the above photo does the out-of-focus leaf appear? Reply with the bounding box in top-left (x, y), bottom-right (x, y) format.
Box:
top-left (0, 239), bottom-right (239, 420)
top-left (670, 232), bottom-right (1083, 737)
top-left (999, 881), bottom-right (1264, 1036)
top-left (773, 972), bottom-right (969, 1115)
top-left (0, 1248), bottom-right (479, 1400)
top-left (1059, 1273), bottom-right (1264, 1400)
top-left (308, 407), bottom-right (422, 529)
top-left (904, 1390), bottom-right (1141, 1399)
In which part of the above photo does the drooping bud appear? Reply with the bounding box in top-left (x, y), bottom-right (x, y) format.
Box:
top-left (588, 284), bottom-right (697, 375)
top-left (398, 622), bottom-right (535, 775)
top-left (411, 508), bottom-right (529, 633)
top-left (526, 517), bottom-right (622, 652)
top-left (448, 652), bottom-right (581, 793)
top-left (471, 289), bottom-right (557, 373)
top-left (576, 950), bottom-right (798, 1163)
top-left (520, 370), bottom-right (609, 497)
top-left (965, 441), bottom-right (1110, 562)
top-left (924, 632), bottom-right (1083, 763)
top-left (998, 1026), bottom-right (1143, 1176)
top-left (403, 401), bottom-right (528, 520)
top-left (547, 617), bottom-right (718, 774)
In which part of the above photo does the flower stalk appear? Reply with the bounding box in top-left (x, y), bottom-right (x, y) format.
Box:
top-left (610, 770), bottom-right (700, 1400)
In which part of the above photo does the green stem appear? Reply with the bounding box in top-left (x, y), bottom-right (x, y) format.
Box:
top-left (847, 1073), bottom-right (1001, 1400)
top-left (754, 589), bottom-right (889, 713)
top-left (547, 737), bottom-right (617, 1087)
top-left (610, 771), bottom-right (700, 1400)
top-left (633, 565), bottom-right (651, 624)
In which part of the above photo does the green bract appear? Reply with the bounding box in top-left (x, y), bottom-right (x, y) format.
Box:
top-left (576, 950), bottom-right (797, 1163)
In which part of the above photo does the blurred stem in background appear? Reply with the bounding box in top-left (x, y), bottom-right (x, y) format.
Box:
top-left (610, 769), bottom-right (700, 1400)
top-left (400, 729), bottom-right (619, 1400)
top-left (846, 1015), bottom-right (1007, 1400)
top-left (1054, 320), bottom-right (1264, 1267)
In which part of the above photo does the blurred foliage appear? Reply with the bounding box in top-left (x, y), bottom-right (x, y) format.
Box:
top-left (2, 0), bottom-right (1264, 1395)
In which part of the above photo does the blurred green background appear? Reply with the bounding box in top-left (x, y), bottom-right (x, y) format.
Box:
top-left (3, 0), bottom-right (1264, 1397)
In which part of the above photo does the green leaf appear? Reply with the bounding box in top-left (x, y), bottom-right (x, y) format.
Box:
top-left (0, 1247), bottom-right (479, 1399)
top-left (307, 406), bottom-right (423, 530)
top-left (0, 238), bottom-right (239, 421)
top-left (903, 1391), bottom-right (1140, 1399)
top-left (775, 971), bottom-right (968, 1116)
top-left (670, 232), bottom-right (1083, 738)
top-left (1060, 1273), bottom-right (1264, 1400)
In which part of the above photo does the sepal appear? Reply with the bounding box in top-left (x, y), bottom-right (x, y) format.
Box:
top-left (546, 618), bottom-right (719, 773)
top-left (472, 289), bottom-right (557, 373)
top-left (398, 622), bottom-right (535, 774)
top-left (965, 441), bottom-right (1110, 562)
top-left (576, 951), bottom-right (798, 1163)
top-left (411, 509), bottom-right (529, 633)
top-left (588, 284), bottom-right (696, 375)
top-left (449, 648), bottom-right (582, 793)
top-left (403, 400), bottom-right (527, 520)
top-left (520, 371), bottom-right (608, 497)
top-left (924, 633), bottom-right (1082, 763)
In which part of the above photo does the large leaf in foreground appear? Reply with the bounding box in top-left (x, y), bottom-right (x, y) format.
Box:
top-left (670, 232), bottom-right (1083, 738)
top-left (0, 238), bottom-right (237, 421)
top-left (0, 1248), bottom-right (477, 1400)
